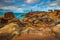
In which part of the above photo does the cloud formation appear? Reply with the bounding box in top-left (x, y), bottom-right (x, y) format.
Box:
top-left (49, 2), bottom-right (58, 6)
top-left (1, 6), bottom-right (25, 13)
top-left (0, 0), bottom-right (60, 13)
top-left (25, 0), bottom-right (39, 3)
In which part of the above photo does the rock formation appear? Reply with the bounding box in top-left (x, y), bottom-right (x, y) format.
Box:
top-left (4, 12), bottom-right (15, 20)
top-left (0, 10), bottom-right (60, 40)
top-left (0, 12), bottom-right (26, 28)
top-left (0, 12), bottom-right (15, 28)
top-left (0, 23), bottom-right (20, 40)
top-left (0, 17), bottom-right (8, 28)
top-left (12, 27), bottom-right (57, 40)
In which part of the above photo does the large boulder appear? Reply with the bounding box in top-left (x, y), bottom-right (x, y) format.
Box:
top-left (4, 12), bottom-right (15, 20)
top-left (0, 23), bottom-right (21, 40)
top-left (52, 24), bottom-right (60, 40)
top-left (52, 24), bottom-right (60, 34)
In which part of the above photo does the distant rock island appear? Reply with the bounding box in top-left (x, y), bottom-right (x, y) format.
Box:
top-left (0, 10), bottom-right (60, 40)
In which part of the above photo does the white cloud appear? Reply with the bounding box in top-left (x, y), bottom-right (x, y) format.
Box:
top-left (1, 6), bottom-right (16, 10)
top-left (31, 6), bottom-right (37, 9)
top-left (49, 0), bottom-right (60, 6)
top-left (1, 6), bottom-right (25, 13)
top-left (55, 6), bottom-right (60, 9)
top-left (43, 6), bottom-right (60, 11)
top-left (21, 4), bottom-right (26, 6)
top-left (25, 0), bottom-right (39, 3)
top-left (49, 2), bottom-right (58, 6)
top-left (46, 0), bottom-right (58, 6)
top-left (30, 5), bottom-right (41, 11)
top-left (16, 8), bottom-right (24, 12)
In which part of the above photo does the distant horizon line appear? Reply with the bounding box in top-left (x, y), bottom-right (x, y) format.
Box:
top-left (0, 9), bottom-right (60, 13)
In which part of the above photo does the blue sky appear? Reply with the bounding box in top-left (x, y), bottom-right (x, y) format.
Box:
top-left (0, 0), bottom-right (60, 13)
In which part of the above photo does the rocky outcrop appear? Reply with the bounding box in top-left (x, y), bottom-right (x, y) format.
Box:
top-left (0, 12), bottom-right (24, 28)
top-left (0, 23), bottom-right (21, 40)
top-left (0, 12), bottom-right (15, 28)
top-left (12, 27), bottom-right (57, 40)
top-left (4, 12), bottom-right (15, 20)
top-left (0, 10), bottom-right (60, 40)
top-left (0, 17), bottom-right (8, 28)
top-left (8, 18), bottom-right (25, 27)
top-left (52, 24), bottom-right (60, 40)
top-left (23, 10), bottom-right (60, 28)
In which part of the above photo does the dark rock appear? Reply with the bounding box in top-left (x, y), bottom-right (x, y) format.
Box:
top-left (43, 18), bottom-right (54, 24)
top-left (4, 12), bottom-right (15, 20)
top-left (0, 12), bottom-right (15, 28)
top-left (0, 18), bottom-right (8, 28)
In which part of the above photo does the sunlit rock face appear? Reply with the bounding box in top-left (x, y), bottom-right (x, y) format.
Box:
top-left (8, 18), bottom-right (25, 27)
top-left (12, 27), bottom-right (57, 40)
top-left (0, 23), bottom-right (20, 40)
top-left (1, 10), bottom-right (60, 40)
top-left (52, 24), bottom-right (60, 40)
top-left (53, 26), bottom-right (60, 34)
top-left (0, 23), bottom-right (20, 34)
top-left (52, 24), bottom-right (60, 34)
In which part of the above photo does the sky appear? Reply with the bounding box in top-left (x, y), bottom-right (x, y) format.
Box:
top-left (0, 0), bottom-right (60, 13)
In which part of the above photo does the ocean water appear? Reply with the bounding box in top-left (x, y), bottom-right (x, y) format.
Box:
top-left (0, 12), bottom-right (26, 18)
top-left (0, 12), bottom-right (4, 16)
top-left (14, 13), bottom-right (26, 18)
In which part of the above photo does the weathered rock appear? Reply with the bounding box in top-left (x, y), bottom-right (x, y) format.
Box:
top-left (0, 12), bottom-right (15, 28)
top-left (43, 18), bottom-right (54, 24)
top-left (52, 25), bottom-right (60, 40)
top-left (12, 27), bottom-right (57, 40)
top-left (0, 23), bottom-right (21, 40)
top-left (1, 10), bottom-right (60, 40)
top-left (0, 17), bottom-right (8, 28)
top-left (8, 18), bottom-right (25, 27)
top-left (4, 12), bottom-right (15, 20)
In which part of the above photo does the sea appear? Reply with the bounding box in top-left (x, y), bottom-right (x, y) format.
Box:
top-left (0, 12), bottom-right (26, 18)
